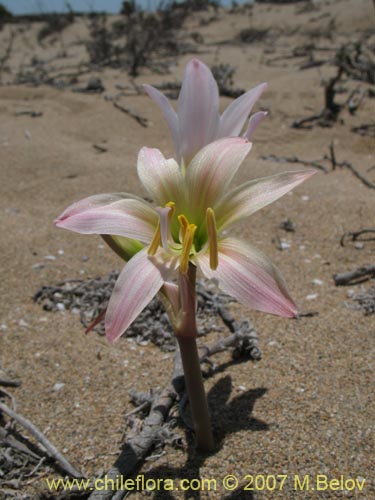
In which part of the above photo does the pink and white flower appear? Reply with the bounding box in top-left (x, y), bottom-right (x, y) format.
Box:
top-left (144, 59), bottom-right (267, 166)
top-left (55, 137), bottom-right (316, 342)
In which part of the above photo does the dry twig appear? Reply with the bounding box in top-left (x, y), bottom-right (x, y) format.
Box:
top-left (113, 101), bottom-right (148, 127)
top-left (0, 402), bottom-right (84, 478)
top-left (340, 228), bottom-right (375, 247)
top-left (260, 154), bottom-right (328, 173)
top-left (333, 265), bottom-right (375, 286)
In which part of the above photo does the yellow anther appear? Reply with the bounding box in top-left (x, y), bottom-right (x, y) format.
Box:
top-left (178, 214), bottom-right (189, 242)
top-left (148, 221), bottom-right (161, 256)
top-left (180, 223), bottom-right (197, 273)
top-left (166, 201), bottom-right (175, 220)
top-left (206, 208), bottom-right (218, 270)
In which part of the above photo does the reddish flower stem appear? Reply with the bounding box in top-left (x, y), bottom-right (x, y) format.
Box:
top-left (176, 265), bottom-right (214, 452)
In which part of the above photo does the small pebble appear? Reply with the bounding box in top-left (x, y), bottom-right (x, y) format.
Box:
top-left (32, 263), bottom-right (45, 271)
top-left (268, 340), bottom-right (281, 347)
top-left (56, 302), bottom-right (66, 311)
top-left (57, 249), bottom-right (65, 255)
top-left (0, 324), bottom-right (7, 331)
top-left (306, 293), bottom-right (318, 300)
top-left (44, 255), bottom-right (56, 261)
top-left (238, 385), bottom-right (246, 391)
top-left (312, 279), bottom-right (323, 286)
top-left (299, 245), bottom-right (306, 250)
top-left (18, 319), bottom-right (29, 328)
top-left (82, 256), bottom-right (89, 262)
top-left (280, 241), bottom-right (291, 250)
top-left (301, 195), bottom-right (309, 201)
top-left (53, 382), bottom-right (65, 391)
top-left (354, 242), bottom-right (364, 249)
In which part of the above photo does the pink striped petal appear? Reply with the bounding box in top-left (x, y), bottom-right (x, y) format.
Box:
top-left (196, 238), bottom-right (297, 318)
top-left (105, 250), bottom-right (164, 342)
top-left (243, 111), bottom-right (268, 139)
top-left (178, 59), bottom-right (219, 164)
top-left (186, 137), bottom-right (252, 218)
top-left (218, 83), bottom-right (267, 138)
top-left (143, 84), bottom-right (179, 157)
top-left (215, 169), bottom-right (317, 230)
top-left (55, 193), bottom-right (157, 243)
top-left (137, 147), bottom-right (184, 206)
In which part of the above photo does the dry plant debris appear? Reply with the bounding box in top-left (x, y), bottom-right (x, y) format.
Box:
top-left (347, 285), bottom-right (375, 316)
top-left (33, 273), bottom-right (258, 354)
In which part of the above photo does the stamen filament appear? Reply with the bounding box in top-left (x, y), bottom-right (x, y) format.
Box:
top-left (154, 202), bottom-right (176, 252)
top-left (180, 223), bottom-right (197, 273)
top-left (206, 208), bottom-right (219, 270)
top-left (148, 221), bottom-right (161, 255)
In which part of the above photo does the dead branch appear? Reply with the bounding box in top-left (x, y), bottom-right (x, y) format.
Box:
top-left (260, 154), bottom-right (328, 173)
top-left (15, 110), bottom-right (43, 118)
top-left (93, 144), bottom-right (108, 153)
top-left (0, 377), bottom-right (21, 388)
top-left (292, 67), bottom-right (343, 129)
top-left (328, 140), bottom-right (337, 170)
top-left (88, 349), bottom-right (184, 500)
top-left (336, 159), bottom-right (375, 189)
top-left (113, 101), bottom-right (148, 128)
top-left (0, 402), bottom-right (84, 478)
top-left (333, 265), bottom-right (375, 286)
top-left (0, 426), bottom-right (41, 460)
top-left (261, 145), bottom-right (375, 189)
top-left (351, 123), bottom-right (375, 138)
top-left (0, 29), bottom-right (15, 76)
top-left (340, 228), bottom-right (375, 247)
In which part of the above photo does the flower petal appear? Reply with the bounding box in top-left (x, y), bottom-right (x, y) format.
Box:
top-left (186, 137), bottom-right (252, 220)
top-left (196, 237), bottom-right (297, 318)
top-left (55, 193), bottom-right (157, 243)
top-left (215, 169), bottom-right (317, 230)
top-left (178, 59), bottom-right (219, 164)
top-left (143, 84), bottom-right (179, 157)
top-left (243, 111), bottom-right (268, 140)
top-left (105, 250), bottom-right (164, 342)
top-left (218, 82), bottom-right (267, 138)
top-left (137, 147), bottom-right (185, 206)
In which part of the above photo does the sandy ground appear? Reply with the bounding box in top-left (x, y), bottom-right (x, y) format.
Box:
top-left (0, 0), bottom-right (374, 498)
